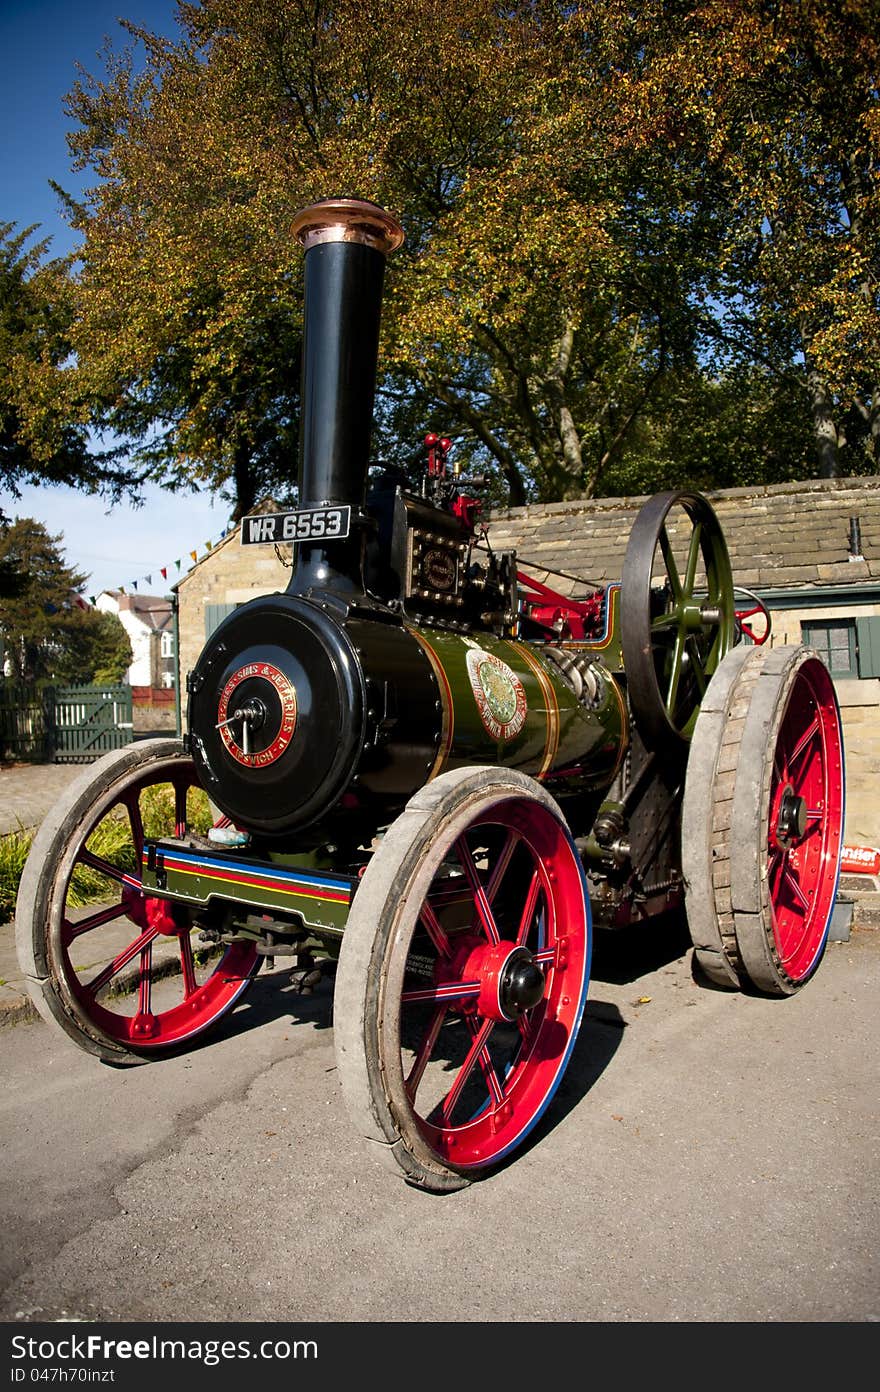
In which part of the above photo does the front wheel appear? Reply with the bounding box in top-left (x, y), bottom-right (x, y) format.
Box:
top-left (333, 767), bottom-right (591, 1190)
top-left (15, 739), bottom-right (260, 1063)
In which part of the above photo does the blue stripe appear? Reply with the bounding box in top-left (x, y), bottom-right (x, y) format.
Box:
top-left (146, 848), bottom-right (352, 895)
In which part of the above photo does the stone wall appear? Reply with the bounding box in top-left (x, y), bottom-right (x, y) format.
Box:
top-left (176, 531), bottom-right (292, 689)
top-left (486, 475), bottom-right (880, 593)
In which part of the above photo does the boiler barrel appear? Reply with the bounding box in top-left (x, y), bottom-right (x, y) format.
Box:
top-left (407, 627), bottom-right (627, 793)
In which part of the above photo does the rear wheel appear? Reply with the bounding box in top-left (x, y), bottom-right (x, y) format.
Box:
top-left (15, 739), bottom-right (260, 1063)
top-left (333, 767), bottom-right (591, 1190)
top-left (682, 646), bottom-right (845, 994)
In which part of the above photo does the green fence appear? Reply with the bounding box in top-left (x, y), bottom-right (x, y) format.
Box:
top-left (0, 682), bottom-right (134, 763)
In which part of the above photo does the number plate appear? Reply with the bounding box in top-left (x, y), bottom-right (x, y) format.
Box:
top-left (240, 505), bottom-right (352, 546)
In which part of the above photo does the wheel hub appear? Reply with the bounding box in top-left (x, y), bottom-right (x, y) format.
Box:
top-left (435, 938), bottom-right (548, 1022)
top-left (500, 949), bottom-right (546, 1015)
top-left (774, 784), bottom-right (808, 850)
top-left (123, 886), bottom-right (190, 937)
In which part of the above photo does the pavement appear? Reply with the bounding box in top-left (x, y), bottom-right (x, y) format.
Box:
top-left (2, 755), bottom-right (879, 1030)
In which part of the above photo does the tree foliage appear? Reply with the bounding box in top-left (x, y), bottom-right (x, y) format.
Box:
top-left (59, 0), bottom-right (878, 508)
top-left (0, 224), bottom-right (141, 504)
top-left (0, 518), bottom-right (132, 684)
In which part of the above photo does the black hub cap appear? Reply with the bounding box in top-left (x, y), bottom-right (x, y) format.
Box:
top-left (777, 786), bottom-right (808, 848)
top-left (500, 948), bottom-right (546, 1016)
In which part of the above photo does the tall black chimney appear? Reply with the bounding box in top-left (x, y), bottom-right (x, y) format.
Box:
top-left (288, 198), bottom-right (404, 594)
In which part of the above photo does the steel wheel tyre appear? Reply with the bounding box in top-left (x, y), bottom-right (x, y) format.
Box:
top-left (682, 646), bottom-right (845, 995)
top-left (334, 767), bottom-right (591, 1191)
top-left (621, 491), bottom-right (735, 754)
top-left (15, 739), bottom-right (260, 1063)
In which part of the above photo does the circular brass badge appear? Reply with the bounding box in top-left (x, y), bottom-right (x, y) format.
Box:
top-left (216, 661), bottom-right (297, 768)
top-left (465, 647), bottom-right (527, 741)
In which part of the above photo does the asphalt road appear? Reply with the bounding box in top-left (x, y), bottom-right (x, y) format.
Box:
top-left (1, 916), bottom-right (877, 1326)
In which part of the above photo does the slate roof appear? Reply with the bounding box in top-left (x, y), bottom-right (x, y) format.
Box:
top-left (485, 475), bottom-right (880, 598)
top-left (102, 590), bottom-right (174, 632)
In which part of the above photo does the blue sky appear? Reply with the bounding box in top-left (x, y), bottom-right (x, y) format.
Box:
top-left (1, 0), bottom-right (231, 597)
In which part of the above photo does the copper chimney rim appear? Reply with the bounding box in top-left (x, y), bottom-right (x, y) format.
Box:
top-left (291, 197), bottom-right (405, 256)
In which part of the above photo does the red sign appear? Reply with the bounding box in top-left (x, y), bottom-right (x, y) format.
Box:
top-left (841, 845), bottom-right (880, 875)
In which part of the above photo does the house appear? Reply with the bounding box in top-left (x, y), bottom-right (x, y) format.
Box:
top-left (174, 475), bottom-right (880, 850)
top-left (96, 591), bottom-right (176, 690)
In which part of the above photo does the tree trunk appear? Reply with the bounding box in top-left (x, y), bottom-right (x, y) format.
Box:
top-left (543, 322), bottom-right (584, 500)
top-left (231, 437), bottom-right (258, 519)
top-left (805, 364), bottom-right (840, 478)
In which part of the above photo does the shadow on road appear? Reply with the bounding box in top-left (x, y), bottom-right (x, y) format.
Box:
top-left (590, 908), bottom-right (693, 984)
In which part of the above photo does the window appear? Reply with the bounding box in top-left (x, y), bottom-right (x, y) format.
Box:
top-left (160, 629), bottom-right (174, 658)
top-left (802, 619), bottom-right (857, 677)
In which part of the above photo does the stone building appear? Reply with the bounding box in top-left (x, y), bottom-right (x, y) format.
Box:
top-left (174, 476), bottom-right (880, 848)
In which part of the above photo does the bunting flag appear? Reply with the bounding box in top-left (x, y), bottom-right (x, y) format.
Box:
top-left (95, 527), bottom-right (232, 599)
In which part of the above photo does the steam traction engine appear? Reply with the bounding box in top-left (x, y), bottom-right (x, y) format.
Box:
top-left (16, 201), bottom-right (846, 1192)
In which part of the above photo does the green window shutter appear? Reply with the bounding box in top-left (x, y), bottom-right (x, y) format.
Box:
top-left (205, 602), bottom-right (238, 638)
top-left (856, 616), bottom-right (880, 679)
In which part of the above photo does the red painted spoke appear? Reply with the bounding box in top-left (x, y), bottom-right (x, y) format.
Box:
top-left (78, 847), bottom-right (141, 891)
top-left (179, 933), bottom-right (198, 998)
top-left (768, 847), bottom-right (786, 897)
top-left (683, 522), bottom-right (703, 597)
top-left (783, 864), bottom-right (811, 910)
top-left (659, 525), bottom-right (682, 601)
top-left (441, 1016), bottom-right (496, 1121)
top-left (137, 943), bottom-right (153, 1016)
top-left (174, 778), bottom-right (189, 837)
top-left (86, 926), bottom-right (161, 997)
top-left (467, 1017), bottom-right (506, 1106)
top-left (455, 836), bottom-right (501, 945)
top-left (517, 1008), bottom-right (541, 1054)
top-left (64, 900), bottom-right (130, 942)
top-left (401, 980), bottom-right (480, 1005)
top-left (419, 899), bottom-right (453, 958)
top-left (799, 811), bottom-right (825, 843)
top-left (486, 830), bottom-right (519, 905)
top-left (122, 791), bottom-right (145, 857)
top-left (516, 869), bottom-right (542, 946)
top-left (787, 717), bottom-right (820, 778)
top-left (404, 1006), bottom-right (447, 1099)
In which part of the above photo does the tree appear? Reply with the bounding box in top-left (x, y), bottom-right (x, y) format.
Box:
top-left (609, 0), bottom-right (880, 477)
top-left (62, 0), bottom-right (878, 508)
top-left (0, 517), bottom-right (131, 684)
top-left (53, 609), bottom-right (134, 686)
top-left (0, 224), bottom-right (141, 503)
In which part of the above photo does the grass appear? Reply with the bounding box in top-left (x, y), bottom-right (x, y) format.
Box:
top-left (1, 781), bottom-right (213, 923)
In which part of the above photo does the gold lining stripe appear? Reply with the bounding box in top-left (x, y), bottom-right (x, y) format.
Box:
top-left (406, 628), bottom-right (454, 780)
top-left (510, 642), bottom-right (560, 779)
top-left (605, 664), bottom-right (629, 783)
